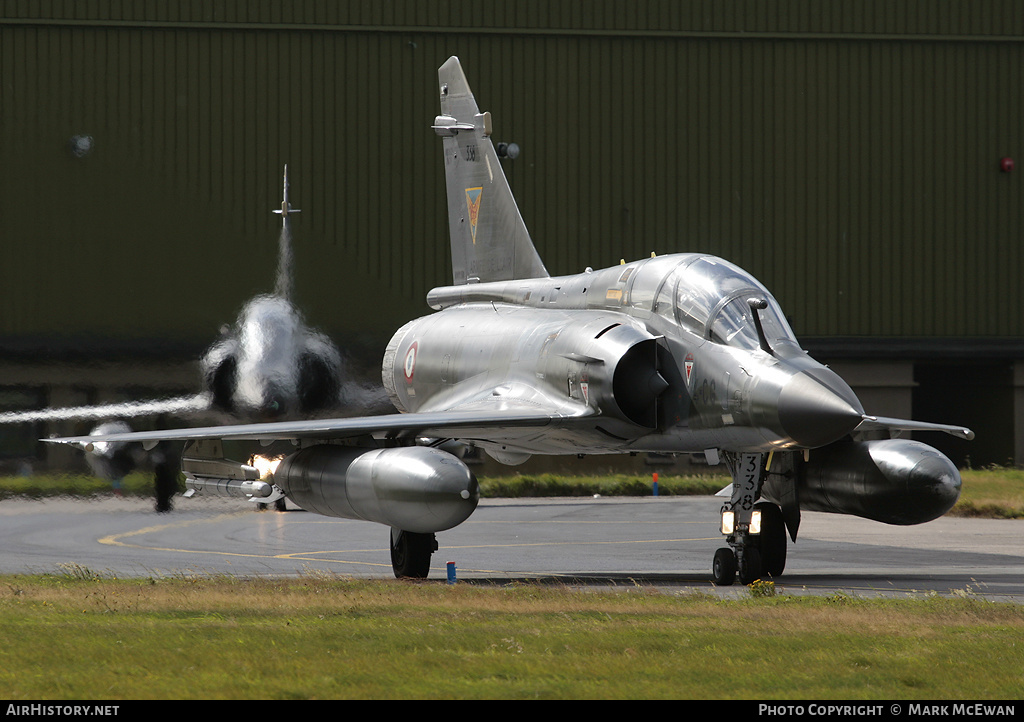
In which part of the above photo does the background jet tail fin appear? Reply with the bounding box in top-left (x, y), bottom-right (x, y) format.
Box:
top-left (434, 56), bottom-right (548, 285)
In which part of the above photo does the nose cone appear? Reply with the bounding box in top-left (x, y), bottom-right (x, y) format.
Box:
top-left (777, 370), bottom-right (865, 448)
top-left (252, 384), bottom-right (289, 421)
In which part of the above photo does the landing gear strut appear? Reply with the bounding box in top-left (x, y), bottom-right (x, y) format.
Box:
top-left (712, 452), bottom-right (788, 586)
top-left (390, 529), bottom-right (437, 578)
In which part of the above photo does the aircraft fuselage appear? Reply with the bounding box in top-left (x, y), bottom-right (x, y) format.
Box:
top-left (383, 252), bottom-right (866, 462)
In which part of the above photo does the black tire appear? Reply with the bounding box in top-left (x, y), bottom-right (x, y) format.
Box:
top-left (208, 356), bottom-right (237, 414)
top-left (712, 547), bottom-right (737, 586)
top-left (390, 531), bottom-right (436, 579)
top-left (739, 546), bottom-right (763, 585)
top-left (756, 501), bottom-right (787, 578)
top-left (153, 456), bottom-right (177, 514)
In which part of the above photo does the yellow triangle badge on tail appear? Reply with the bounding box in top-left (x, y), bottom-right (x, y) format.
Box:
top-left (465, 187), bottom-right (482, 244)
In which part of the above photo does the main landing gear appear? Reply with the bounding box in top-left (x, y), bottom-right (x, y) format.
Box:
top-left (390, 529), bottom-right (437, 578)
top-left (712, 452), bottom-right (789, 586)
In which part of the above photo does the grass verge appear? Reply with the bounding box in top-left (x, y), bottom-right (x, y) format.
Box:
top-left (953, 468), bottom-right (1024, 519)
top-left (478, 472), bottom-right (725, 498)
top-left (0, 467), bottom-right (1020, 518)
top-left (0, 572), bottom-right (1021, 700)
top-left (0, 472), bottom-right (161, 500)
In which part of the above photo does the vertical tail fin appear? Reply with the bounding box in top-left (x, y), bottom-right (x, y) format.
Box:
top-left (272, 165), bottom-right (299, 302)
top-left (433, 56), bottom-right (548, 285)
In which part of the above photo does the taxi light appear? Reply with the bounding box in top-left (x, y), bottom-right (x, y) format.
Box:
top-left (721, 510), bottom-right (735, 535)
top-left (750, 509), bottom-right (763, 535)
top-left (250, 454), bottom-right (284, 480)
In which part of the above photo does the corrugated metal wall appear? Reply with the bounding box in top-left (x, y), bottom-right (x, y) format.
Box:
top-left (1, 1), bottom-right (1022, 355)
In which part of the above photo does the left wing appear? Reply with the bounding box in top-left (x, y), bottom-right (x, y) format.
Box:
top-left (855, 415), bottom-right (975, 440)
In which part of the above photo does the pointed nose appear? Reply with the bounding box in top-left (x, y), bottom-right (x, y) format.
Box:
top-left (257, 385), bottom-right (289, 421)
top-left (777, 370), bottom-right (864, 448)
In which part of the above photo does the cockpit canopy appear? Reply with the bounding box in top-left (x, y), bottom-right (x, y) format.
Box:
top-left (655, 255), bottom-right (798, 351)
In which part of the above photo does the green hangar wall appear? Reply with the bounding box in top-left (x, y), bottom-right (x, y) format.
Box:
top-left (0, 1), bottom-right (1022, 467)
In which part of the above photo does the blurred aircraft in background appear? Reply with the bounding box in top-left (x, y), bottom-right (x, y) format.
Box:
top-left (1, 166), bottom-right (388, 510)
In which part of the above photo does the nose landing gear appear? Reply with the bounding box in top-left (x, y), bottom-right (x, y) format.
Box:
top-left (712, 452), bottom-right (788, 586)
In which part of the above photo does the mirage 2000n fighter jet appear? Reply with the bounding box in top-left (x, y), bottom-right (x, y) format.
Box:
top-left (51, 57), bottom-right (973, 584)
top-left (3, 167), bottom-right (375, 510)
top-left (1, 166), bottom-right (350, 431)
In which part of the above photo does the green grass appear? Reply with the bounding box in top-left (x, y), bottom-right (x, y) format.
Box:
top-left (0, 471), bottom-right (166, 500)
top-left (0, 466), bottom-right (1021, 517)
top-left (0, 573), bottom-right (1021, 700)
top-left (954, 467), bottom-right (1024, 519)
top-left (478, 472), bottom-right (725, 498)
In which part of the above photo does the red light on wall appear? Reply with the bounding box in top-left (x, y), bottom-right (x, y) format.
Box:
top-left (1000, 157), bottom-right (1014, 172)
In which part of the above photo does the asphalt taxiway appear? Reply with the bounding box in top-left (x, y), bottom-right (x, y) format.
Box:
top-left (0, 495), bottom-right (1020, 601)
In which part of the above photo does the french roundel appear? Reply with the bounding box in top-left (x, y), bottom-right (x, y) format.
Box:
top-left (404, 342), bottom-right (418, 382)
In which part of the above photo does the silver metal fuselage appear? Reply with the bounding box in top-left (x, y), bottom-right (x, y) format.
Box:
top-left (382, 252), bottom-right (865, 460)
